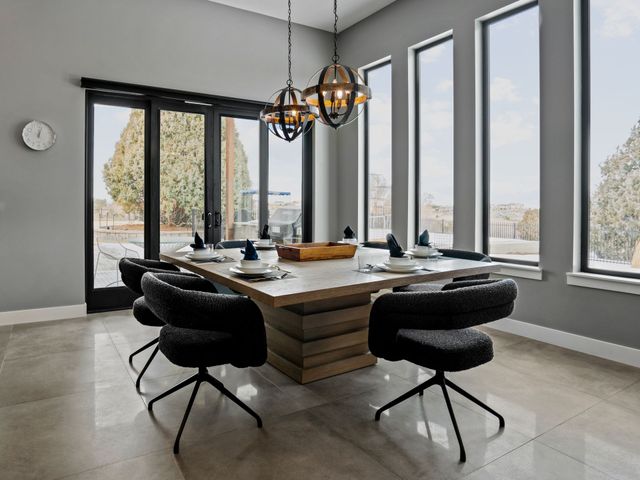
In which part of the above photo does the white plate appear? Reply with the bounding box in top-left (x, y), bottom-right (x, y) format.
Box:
top-left (229, 266), bottom-right (275, 277)
top-left (406, 250), bottom-right (443, 259)
top-left (377, 264), bottom-right (424, 273)
top-left (185, 252), bottom-right (221, 261)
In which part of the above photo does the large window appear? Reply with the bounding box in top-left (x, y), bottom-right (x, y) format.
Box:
top-left (416, 36), bottom-right (454, 248)
top-left (482, 3), bottom-right (540, 265)
top-left (364, 61), bottom-right (393, 241)
top-left (582, 0), bottom-right (640, 278)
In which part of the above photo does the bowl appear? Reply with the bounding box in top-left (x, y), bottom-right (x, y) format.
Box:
top-left (240, 259), bottom-right (267, 269)
top-left (191, 248), bottom-right (212, 257)
top-left (255, 239), bottom-right (273, 246)
top-left (386, 255), bottom-right (415, 266)
top-left (413, 245), bottom-right (436, 255)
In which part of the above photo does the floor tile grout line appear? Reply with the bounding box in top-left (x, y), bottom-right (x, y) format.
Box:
top-left (536, 439), bottom-right (619, 480)
top-left (51, 446), bottom-right (178, 480)
top-left (460, 438), bottom-right (539, 479)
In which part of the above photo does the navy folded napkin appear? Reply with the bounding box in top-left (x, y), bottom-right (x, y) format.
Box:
top-left (243, 239), bottom-right (259, 260)
top-left (386, 233), bottom-right (405, 258)
top-left (259, 225), bottom-right (271, 240)
top-left (190, 232), bottom-right (206, 250)
top-left (343, 225), bottom-right (356, 239)
top-left (417, 229), bottom-right (431, 247)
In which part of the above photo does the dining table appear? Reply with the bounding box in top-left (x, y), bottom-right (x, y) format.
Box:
top-left (160, 247), bottom-right (501, 384)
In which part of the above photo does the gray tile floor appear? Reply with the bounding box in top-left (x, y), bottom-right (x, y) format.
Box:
top-left (0, 312), bottom-right (639, 480)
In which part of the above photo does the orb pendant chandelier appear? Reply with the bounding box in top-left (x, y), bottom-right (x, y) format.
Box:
top-left (302, 0), bottom-right (371, 129)
top-left (260, 0), bottom-right (315, 142)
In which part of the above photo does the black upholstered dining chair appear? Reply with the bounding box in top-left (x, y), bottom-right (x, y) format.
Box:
top-left (141, 272), bottom-right (267, 454)
top-left (214, 240), bottom-right (246, 249)
top-left (361, 241), bottom-right (388, 249)
top-left (369, 279), bottom-right (518, 462)
top-left (118, 258), bottom-right (206, 388)
top-left (395, 249), bottom-right (492, 293)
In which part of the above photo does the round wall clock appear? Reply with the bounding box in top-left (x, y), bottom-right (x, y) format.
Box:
top-left (22, 120), bottom-right (57, 151)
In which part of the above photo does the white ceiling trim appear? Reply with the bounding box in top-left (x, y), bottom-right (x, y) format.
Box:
top-left (206, 0), bottom-right (398, 32)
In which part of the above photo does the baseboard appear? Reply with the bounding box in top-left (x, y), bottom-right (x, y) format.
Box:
top-left (0, 303), bottom-right (87, 327)
top-left (491, 318), bottom-right (640, 368)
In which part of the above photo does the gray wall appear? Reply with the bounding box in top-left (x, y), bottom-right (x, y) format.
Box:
top-left (0, 0), bottom-right (334, 312)
top-left (336, 0), bottom-right (640, 349)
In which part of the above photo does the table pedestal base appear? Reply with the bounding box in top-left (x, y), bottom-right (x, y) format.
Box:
top-left (257, 293), bottom-right (377, 384)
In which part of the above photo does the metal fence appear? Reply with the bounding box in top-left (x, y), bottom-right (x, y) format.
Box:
top-left (589, 227), bottom-right (640, 265)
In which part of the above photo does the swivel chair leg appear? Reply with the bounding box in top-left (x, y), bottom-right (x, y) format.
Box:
top-left (148, 367), bottom-right (263, 454)
top-left (136, 345), bottom-right (159, 389)
top-left (148, 373), bottom-right (199, 410)
top-left (440, 381), bottom-right (466, 462)
top-left (205, 372), bottom-right (263, 428)
top-left (444, 378), bottom-right (505, 427)
top-left (173, 380), bottom-right (202, 454)
top-left (129, 337), bottom-right (159, 363)
top-left (375, 375), bottom-right (439, 421)
top-left (374, 371), bottom-right (502, 463)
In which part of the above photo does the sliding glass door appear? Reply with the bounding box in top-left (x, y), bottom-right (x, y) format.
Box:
top-left (86, 88), bottom-right (312, 312)
top-left (86, 94), bottom-right (211, 311)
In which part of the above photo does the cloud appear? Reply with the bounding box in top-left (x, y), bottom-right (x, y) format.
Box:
top-left (490, 77), bottom-right (520, 103)
top-left (422, 100), bottom-right (453, 130)
top-left (419, 44), bottom-right (446, 64)
top-left (491, 111), bottom-right (534, 147)
top-left (436, 79), bottom-right (454, 93)
top-left (593, 0), bottom-right (640, 38)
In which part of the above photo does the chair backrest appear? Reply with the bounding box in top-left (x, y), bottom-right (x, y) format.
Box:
top-left (369, 279), bottom-right (518, 360)
top-left (362, 241), bottom-right (388, 250)
top-left (438, 248), bottom-right (491, 281)
top-left (118, 257), bottom-right (180, 295)
top-left (215, 240), bottom-right (246, 249)
top-left (141, 272), bottom-right (266, 367)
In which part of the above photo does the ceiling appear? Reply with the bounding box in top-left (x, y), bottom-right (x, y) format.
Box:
top-left (206, 0), bottom-right (398, 32)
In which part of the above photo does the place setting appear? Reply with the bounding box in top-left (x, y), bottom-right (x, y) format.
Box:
top-left (184, 232), bottom-right (234, 263)
top-left (358, 232), bottom-right (434, 274)
top-left (254, 225), bottom-right (277, 250)
top-left (229, 239), bottom-right (291, 282)
top-left (405, 230), bottom-right (443, 259)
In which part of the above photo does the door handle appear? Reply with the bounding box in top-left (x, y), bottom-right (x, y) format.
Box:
top-left (206, 212), bottom-right (213, 229)
top-left (214, 211), bottom-right (222, 227)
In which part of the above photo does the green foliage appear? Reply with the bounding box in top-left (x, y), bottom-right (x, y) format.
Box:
top-left (591, 119), bottom-right (640, 260)
top-left (517, 208), bottom-right (539, 241)
top-left (102, 111), bottom-right (252, 226)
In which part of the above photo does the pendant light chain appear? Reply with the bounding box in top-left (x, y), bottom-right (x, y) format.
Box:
top-left (332, 0), bottom-right (339, 63)
top-left (287, 0), bottom-right (293, 86)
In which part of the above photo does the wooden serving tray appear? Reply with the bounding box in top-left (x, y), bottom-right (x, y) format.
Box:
top-left (275, 242), bottom-right (357, 262)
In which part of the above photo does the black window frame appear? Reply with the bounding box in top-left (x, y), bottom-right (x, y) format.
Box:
top-left (84, 78), bottom-right (313, 312)
top-left (414, 33), bottom-right (455, 247)
top-left (480, 1), bottom-right (541, 267)
top-left (578, 0), bottom-right (639, 280)
top-left (363, 60), bottom-right (393, 242)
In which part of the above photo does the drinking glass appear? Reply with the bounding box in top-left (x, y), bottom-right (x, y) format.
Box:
top-left (357, 254), bottom-right (374, 273)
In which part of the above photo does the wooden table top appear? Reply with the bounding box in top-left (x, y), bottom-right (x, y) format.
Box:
top-left (160, 247), bottom-right (501, 308)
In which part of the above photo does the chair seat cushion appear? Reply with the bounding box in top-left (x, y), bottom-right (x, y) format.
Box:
top-left (396, 328), bottom-right (493, 372)
top-left (159, 325), bottom-right (237, 368)
top-left (133, 297), bottom-right (164, 327)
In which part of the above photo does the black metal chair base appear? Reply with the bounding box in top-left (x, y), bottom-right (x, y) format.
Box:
top-left (374, 371), bottom-right (505, 463)
top-left (148, 367), bottom-right (263, 454)
top-left (129, 337), bottom-right (159, 363)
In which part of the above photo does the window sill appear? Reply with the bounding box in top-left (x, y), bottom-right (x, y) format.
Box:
top-left (492, 263), bottom-right (543, 281)
top-left (566, 272), bottom-right (640, 296)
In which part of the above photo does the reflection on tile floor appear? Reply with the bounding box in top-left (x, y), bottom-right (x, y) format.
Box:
top-left (0, 310), bottom-right (637, 479)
